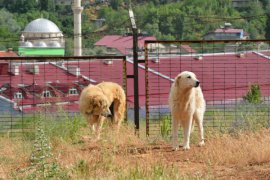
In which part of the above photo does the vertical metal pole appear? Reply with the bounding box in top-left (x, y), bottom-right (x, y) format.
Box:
top-left (122, 56), bottom-right (128, 123)
top-left (144, 42), bottom-right (149, 136)
top-left (132, 28), bottom-right (140, 134)
top-left (129, 8), bottom-right (140, 134)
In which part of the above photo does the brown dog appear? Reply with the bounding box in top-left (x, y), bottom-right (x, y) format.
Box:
top-left (79, 82), bottom-right (126, 139)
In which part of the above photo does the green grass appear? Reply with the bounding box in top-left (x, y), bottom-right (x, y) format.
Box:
top-left (145, 103), bottom-right (270, 142)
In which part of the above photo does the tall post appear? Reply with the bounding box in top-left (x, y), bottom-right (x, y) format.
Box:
top-left (129, 9), bottom-right (140, 134)
top-left (72, 0), bottom-right (83, 56)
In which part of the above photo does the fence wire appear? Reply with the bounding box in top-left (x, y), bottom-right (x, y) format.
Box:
top-left (145, 40), bottom-right (270, 137)
top-left (0, 56), bottom-right (127, 134)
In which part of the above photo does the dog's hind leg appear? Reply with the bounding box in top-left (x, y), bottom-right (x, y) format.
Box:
top-left (113, 100), bottom-right (126, 133)
top-left (172, 117), bottom-right (179, 151)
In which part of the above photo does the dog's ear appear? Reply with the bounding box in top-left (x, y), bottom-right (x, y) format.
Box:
top-left (91, 95), bottom-right (106, 107)
top-left (175, 75), bottom-right (181, 87)
top-left (90, 96), bottom-right (99, 107)
top-left (90, 96), bottom-right (95, 105)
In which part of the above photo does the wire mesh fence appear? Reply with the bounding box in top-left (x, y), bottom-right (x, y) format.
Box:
top-left (2, 40), bottom-right (270, 137)
top-left (0, 56), bottom-right (127, 134)
top-left (144, 40), bottom-right (270, 138)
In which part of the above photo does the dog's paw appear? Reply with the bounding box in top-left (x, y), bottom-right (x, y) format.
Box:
top-left (198, 141), bottom-right (205, 147)
top-left (172, 144), bottom-right (179, 151)
top-left (182, 145), bottom-right (190, 150)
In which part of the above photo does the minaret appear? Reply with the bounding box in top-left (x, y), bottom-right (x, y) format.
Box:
top-left (72, 0), bottom-right (83, 56)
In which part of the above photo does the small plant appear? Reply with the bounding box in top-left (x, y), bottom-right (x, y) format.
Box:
top-left (160, 116), bottom-right (171, 139)
top-left (243, 84), bottom-right (262, 104)
top-left (42, 111), bottom-right (86, 142)
top-left (23, 118), bottom-right (64, 179)
top-left (74, 160), bottom-right (90, 178)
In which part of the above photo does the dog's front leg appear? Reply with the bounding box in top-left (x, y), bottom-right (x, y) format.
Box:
top-left (95, 116), bottom-right (105, 140)
top-left (194, 110), bottom-right (205, 147)
top-left (182, 118), bottom-right (193, 150)
top-left (198, 120), bottom-right (205, 146)
top-left (172, 118), bottom-right (179, 151)
top-left (88, 115), bottom-right (98, 134)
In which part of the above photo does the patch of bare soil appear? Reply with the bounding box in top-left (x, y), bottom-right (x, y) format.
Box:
top-left (79, 138), bottom-right (270, 179)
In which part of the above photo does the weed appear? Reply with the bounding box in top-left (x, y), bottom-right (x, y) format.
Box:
top-left (38, 111), bottom-right (86, 142)
top-left (73, 160), bottom-right (89, 178)
top-left (18, 118), bottom-right (68, 179)
top-left (160, 115), bottom-right (171, 139)
top-left (243, 84), bottom-right (262, 104)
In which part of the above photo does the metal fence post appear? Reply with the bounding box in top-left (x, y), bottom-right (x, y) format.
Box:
top-left (129, 8), bottom-right (140, 134)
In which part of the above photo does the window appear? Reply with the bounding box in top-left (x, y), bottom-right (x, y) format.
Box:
top-left (69, 88), bottom-right (78, 95)
top-left (14, 92), bottom-right (23, 99)
top-left (43, 90), bottom-right (51, 97)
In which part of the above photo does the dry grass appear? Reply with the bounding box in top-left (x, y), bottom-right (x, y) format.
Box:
top-left (196, 129), bottom-right (270, 166)
top-left (0, 121), bottom-right (270, 179)
top-left (0, 136), bottom-right (31, 179)
top-left (51, 124), bottom-right (166, 179)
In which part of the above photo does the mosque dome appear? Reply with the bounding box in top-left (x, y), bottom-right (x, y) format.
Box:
top-left (48, 41), bottom-right (61, 47)
top-left (23, 18), bottom-right (61, 33)
top-left (22, 41), bottom-right (33, 47)
top-left (19, 18), bottom-right (65, 56)
top-left (34, 41), bottom-right (47, 47)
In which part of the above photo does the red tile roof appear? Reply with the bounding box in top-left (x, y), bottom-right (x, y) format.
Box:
top-left (1, 51), bottom-right (270, 113)
top-left (95, 35), bottom-right (156, 55)
top-left (49, 82), bottom-right (81, 95)
top-left (180, 45), bottom-right (196, 53)
top-left (146, 52), bottom-right (270, 105)
top-left (0, 62), bottom-right (9, 75)
top-left (0, 63), bottom-right (81, 86)
top-left (0, 50), bottom-right (18, 57)
top-left (214, 28), bottom-right (243, 33)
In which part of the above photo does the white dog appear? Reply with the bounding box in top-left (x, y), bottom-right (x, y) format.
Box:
top-left (169, 71), bottom-right (206, 150)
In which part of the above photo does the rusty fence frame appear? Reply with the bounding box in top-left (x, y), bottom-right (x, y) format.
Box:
top-left (0, 55), bottom-right (129, 134)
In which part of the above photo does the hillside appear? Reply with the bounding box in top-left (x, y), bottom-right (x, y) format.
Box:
top-left (0, 0), bottom-right (269, 55)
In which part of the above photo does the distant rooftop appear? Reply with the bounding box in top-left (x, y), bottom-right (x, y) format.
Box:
top-left (95, 35), bottom-right (156, 55)
top-left (0, 49), bottom-right (18, 57)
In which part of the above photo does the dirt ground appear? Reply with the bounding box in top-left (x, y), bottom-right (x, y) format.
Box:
top-left (1, 127), bottom-right (270, 179)
top-left (138, 144), bottom-right (270, 180)
top-left (78, 131), bottom-right (270, 180)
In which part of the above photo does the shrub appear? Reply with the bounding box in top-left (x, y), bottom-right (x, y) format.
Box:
top-left (243, 84), bottom-right (262, 104)
top-left (160, 116), bottom-right (171, 139)
top-left (19, 118), bottom-right (68, 179)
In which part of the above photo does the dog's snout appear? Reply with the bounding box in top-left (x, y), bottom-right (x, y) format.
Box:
top-left (101, 108), bottom-right (112, 117)
top-left (195, 81), bottom-right (200, 87)
top-left (101, 111), bottom-right (112, 117)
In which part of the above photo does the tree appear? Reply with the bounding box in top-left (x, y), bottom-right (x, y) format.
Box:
top-left (0, 9), bottom-right (21, 50)
top-left (3, 0), bottom-right (38, 13)
top-left (265, 5), bottom-right (270, 39)
top-left (241, 1), bottom-right (266, 39)
top-left (110, 0), bottom-right (123, 10)
top-left (39, 0), bottom-right (55, 11)
top-left (259, 0), bottom-right (270, 7)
